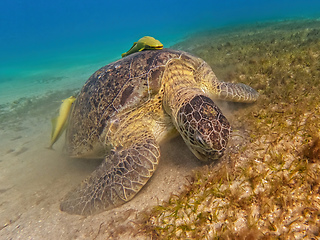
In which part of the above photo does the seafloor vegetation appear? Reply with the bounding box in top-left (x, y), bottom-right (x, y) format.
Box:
top-left (141, 19), bottom-right (320, 239)
top-left (0, 89), bottom-right (78, 132)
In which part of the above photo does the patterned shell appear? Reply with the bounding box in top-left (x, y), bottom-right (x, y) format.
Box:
top-left (66, 49), bottom-right (202, 156)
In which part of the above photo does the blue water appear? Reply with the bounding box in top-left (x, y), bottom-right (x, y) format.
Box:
top-left (0, 0), bottom-right (319, 83)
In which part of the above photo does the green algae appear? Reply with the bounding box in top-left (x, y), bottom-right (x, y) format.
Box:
top-left (141, 19), bottom-right (320, 239)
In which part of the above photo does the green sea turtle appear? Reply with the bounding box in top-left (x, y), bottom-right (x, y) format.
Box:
top-left (60, 49), bottom-right (258, 216)
top-left (121, 36), bottom-right (163, 57)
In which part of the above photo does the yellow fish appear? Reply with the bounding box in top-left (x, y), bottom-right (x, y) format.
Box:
top-left (121, 36), bottom-right (163, 57)
top-left (48, 96), bottom-right (76, 149)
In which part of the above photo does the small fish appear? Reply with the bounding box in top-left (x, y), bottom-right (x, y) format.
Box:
top-left (48, 96), bottom-right (76, 149)
top-left (121, 36), bottom-right (163, 57)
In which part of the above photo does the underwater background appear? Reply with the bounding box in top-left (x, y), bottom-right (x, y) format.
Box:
top-left (1, 0), bottom-right (320, 239)
top-left (1, 0), bottom-right (320, 94)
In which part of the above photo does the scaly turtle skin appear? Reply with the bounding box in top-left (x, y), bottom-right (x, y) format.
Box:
top-left (60, 49), bottom-right (258, 216)
top-left (121, 36), bottom-right (163, 57)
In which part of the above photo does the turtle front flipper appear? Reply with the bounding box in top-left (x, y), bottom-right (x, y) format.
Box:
top-left (215, 82), bottom-right (259, 103)
top-left (60, 136), bottom-right (160, 216)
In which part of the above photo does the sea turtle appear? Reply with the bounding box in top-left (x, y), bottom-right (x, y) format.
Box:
top-left (121, 36), bottom-right (163, 57)
top-left (60, 49), bottom-right (258, 216)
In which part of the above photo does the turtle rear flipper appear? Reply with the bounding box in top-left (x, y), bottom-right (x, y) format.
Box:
top-left (60, 136), bottom-right (160, 216)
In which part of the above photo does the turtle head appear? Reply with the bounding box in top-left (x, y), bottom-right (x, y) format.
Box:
top-left (176, 95), bottom-right (231, 162)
